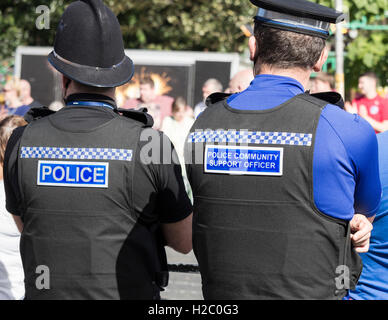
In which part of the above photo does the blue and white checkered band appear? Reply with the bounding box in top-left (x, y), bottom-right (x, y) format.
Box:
top-left (20, 147), bottom-right (133, 161)
top-left (188, 130), bottom-right (313, 147)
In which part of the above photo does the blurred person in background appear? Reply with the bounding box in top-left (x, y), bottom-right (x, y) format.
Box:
top-left (19, 80), bottom-right (43, 110)
top-left (162, 97), bottom-right (194, 160)
top-left (161, 97), bottom-right (195, 200)
top-left (310, 72), bottom-right (334, 94)
top-left (0, 115), bottom-right (26, 300)
top-left (346, 72), bottom-right (388, 133)
top-left (3, 79), bottom-right (30, 117)
top-left (123, 76), bottom-right (173, 130)
top-left (225, 69), bottom-right (254, 94)
top-left (194, 78), bottom-right (223, 118)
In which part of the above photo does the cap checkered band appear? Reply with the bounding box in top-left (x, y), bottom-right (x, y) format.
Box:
top-left (20, 147), bottom-right (133, 161)
top-left (188, 130), bottom-right (313, 146)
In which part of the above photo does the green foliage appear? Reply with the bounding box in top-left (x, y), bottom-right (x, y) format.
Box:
top-left (113, 0), bottom-right (255, 52)
top-left (0, 0), bottom-right (65, 69)
top-left (314, 0), bottom-right (388, 89)
top-left (0, 0), bottom-right (386, 91)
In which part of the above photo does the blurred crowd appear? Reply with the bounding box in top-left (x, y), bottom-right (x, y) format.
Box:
top-left (0, 67), bottom-right (387, 300)
top-left (1, 70), bottom-right (388, 176)
top-left (0, 78), bottom-right (43, 120)
top-left (1, 69), bottom-right (388, 141)
top-left (309, 71), bottom-right (388, 134)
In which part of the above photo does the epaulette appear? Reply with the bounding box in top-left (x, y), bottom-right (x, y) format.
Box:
top-left (206, 92), bottom-right (233, 106)
top-left (116, 107), bottom-right (154, 128)
top-left (24, 107), bottom-right (56, 123)
top-left (309, 91), bottom-right (344, 109)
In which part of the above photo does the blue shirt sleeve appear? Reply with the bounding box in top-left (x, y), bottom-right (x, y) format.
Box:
top-left (348, 116), bottom-right (381, 216)
top-left (313, 105), bottom-right (381, 220)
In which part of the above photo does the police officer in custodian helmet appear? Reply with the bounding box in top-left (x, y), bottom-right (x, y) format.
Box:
top-left (3, 0), bottom-right (193, 300)
top-left (185, 0), bottom-right (380, 299)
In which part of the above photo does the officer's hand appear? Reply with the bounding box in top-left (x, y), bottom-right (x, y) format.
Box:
top-left (350, 214), bottom-right (373, 253)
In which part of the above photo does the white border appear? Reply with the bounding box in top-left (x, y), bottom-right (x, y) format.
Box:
top-left (204, 145), bottom-right (284, 176)
top-left (14, 46), bottom-right (240, 79)
top-left (37, 160), bottom-right (109, 188)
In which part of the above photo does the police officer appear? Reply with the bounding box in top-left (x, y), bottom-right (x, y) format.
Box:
top-left (185, 0), bottom-right (379, 300)
top-left (3, 0), bottom-right (192, 300)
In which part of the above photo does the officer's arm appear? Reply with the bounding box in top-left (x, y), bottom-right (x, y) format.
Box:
top-left (162, 213), bottom-right (193, 254)
top-left (11, 214), bottom-right (23, 233)
top-left (348, 117), bottom-right (381, 252)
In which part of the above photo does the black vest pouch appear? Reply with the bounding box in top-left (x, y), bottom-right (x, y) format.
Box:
top-left (186, 93), bottom-right (362, 300)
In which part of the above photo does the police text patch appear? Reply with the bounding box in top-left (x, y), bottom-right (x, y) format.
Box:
top-left (37, 161), bottom-right (109, 188)
top-left (204, 145), bottom-right (283, 176)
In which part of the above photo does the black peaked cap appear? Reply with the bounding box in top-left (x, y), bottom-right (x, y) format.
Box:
top-left (250, 0), bottom-right (345, 23)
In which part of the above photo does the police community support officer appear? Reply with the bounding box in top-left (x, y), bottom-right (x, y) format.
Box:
top-left (185, 0), bottom-right (380, 300)
top-left (3, 0), bottom-right (193, 300)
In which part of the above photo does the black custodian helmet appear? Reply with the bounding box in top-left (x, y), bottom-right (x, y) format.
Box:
top-left (48, 0), bottom-right (134, 88)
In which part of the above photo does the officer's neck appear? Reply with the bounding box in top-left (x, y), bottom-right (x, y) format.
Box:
top-left (257, 66), bottom-right (311, 91)
top-left (65, 82), bottom-right (116, 101)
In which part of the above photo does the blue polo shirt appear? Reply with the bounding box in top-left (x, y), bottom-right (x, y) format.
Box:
top-left (348, 131), bottom-right (388, 299)
top-left (227, 74), bottom-right (381, 220)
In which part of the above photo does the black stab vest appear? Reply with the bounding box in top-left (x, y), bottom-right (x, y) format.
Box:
top-left (185, 93), bottom-right (362, 300)
top-left (17, 107), bottom-right (165, 300)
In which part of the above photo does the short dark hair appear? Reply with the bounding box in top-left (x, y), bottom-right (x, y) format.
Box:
top-left (253, 22), bottom-right (326, 73)
top-left (140, 76), bottom-right (155, 88)
top-left (360, 72), bottom-right (378, 83)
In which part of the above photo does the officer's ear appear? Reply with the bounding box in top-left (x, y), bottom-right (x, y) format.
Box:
top-left (313, 46), bottom-right (329, 72)
top-left (248, 36), bottom-right (258, 62)
top-left (62, 76), bottom-right (71, 90)
top-left (62, 75), bottom-right (72, 100)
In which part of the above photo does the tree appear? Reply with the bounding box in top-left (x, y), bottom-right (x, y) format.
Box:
top-left (113, 0), bottom-right (254, 52)
top-left (0, 0), bottom-right (386, 92)
top-left (314, 0), bottom-right (388, 90)
top-left (0, 0), bottom-right (65, 61)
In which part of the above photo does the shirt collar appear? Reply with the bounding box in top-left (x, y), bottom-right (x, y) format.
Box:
top-left (248, 74), bottom-right (305, 95)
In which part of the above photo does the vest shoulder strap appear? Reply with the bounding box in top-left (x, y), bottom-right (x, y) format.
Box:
top-left (24, 106), bottom-right (56, 123)
top-left (25, 104), bottom-right (154, 128)
top-left (205, 92), bottom-right (233, 106)
top-left (117, 108), bottom-right (154, 128)
top-left (205, 91), bottom-right (344, 111)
